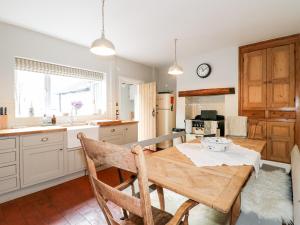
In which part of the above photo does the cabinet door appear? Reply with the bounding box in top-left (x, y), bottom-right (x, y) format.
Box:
top-left (247, 120), bottom-right (267, 159)
top-left (267, 44), bottom-right (295, 108)
top-left (247, 120), bottom-right (266, 140)
top-left (124, 124), bottom-right (138, 144)
top-left (242, 50), bottom-right (267, 109)
top-left (67, 148), bottom-right (86, 174)
top-left (22, 145), bottom-right (64, 187)
top-left (267, 121), bottom-right (295, 163)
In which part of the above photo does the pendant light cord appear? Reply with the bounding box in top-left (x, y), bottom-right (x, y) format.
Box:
top-left (101, 0), bottom-right (105, 36)
top-left (174, 38), bottom-right (178, 63)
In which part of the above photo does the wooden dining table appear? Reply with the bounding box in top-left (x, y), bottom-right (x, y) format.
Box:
top-left (145, 137), bottom-right (266, 225)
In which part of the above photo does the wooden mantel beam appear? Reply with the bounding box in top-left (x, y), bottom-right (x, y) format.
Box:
top-left (178, 87), bottom-right (235, 97)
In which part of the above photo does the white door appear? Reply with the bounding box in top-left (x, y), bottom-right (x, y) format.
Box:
top-left (137, 82), bottom-right (156, 143)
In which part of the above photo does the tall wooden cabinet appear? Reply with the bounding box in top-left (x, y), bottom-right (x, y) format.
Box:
top-left (239, 34), bottom-right (300, 163)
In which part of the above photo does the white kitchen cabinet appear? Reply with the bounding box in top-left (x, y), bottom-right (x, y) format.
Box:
top-left (99, 123), bottom-right (138, 145)
top-left (0, 137), bottom-right (19, 195)
top-left (20, 132), bottom-right (65, 187)
top-left (22, 145), bottom-right (64, 187)
top-left (66, 147), bottom-right (86, 174)
top-left (125, 123), bottom-right (138, 143)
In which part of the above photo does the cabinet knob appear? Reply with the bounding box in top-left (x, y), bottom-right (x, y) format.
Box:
top-left (125, 128), bottom-right (128, 131)
top-left (60, 148), bottom-right (63, 151)
top-left (41, 137), bottom-right (48, 142)
top-left (111, 129), bottom-right (115, 132)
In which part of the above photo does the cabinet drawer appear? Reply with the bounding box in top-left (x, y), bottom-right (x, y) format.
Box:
top-left (0, 165), bottom-right (17, 178)
top-left (101, 134), bottom-right (124, 145)
top-left (0, 152), bottom-right (16, 164)
top-left (22, 132), bottom-right (64, 147)
top-left (241, 110), bottom-right (265, 119)
top-left (100, 126), bottom-right (124, 137)
top-left (0, 138), bottom-right (16, 151)
top-left (0, 177), bottom-right (18, 194)
top-left (268, 111), bottom-right (296, 119)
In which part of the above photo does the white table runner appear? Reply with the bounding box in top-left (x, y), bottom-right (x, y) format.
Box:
top-left (176, 142), bottom-right (261, 177)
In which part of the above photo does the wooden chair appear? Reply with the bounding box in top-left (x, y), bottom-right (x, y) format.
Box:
top-left (78, 132), bottom-right (198, 225)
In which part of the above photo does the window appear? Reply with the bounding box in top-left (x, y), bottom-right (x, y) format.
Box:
top-left (15, 58), bottom-right (106, 117)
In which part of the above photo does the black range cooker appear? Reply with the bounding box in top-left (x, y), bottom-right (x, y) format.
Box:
top-left (191, 110), bottom-right (225, 136)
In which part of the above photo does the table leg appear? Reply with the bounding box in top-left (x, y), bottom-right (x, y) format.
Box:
top-left (230, 194), bottom-right (241, 225)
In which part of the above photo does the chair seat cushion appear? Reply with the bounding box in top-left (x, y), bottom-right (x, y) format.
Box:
top-left (124, 206), bottom-right (174, 225)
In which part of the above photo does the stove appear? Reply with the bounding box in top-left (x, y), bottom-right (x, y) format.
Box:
top-left (185, 110), bottom-right (225, 136)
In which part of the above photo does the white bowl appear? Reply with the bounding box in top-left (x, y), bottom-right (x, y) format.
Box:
top-left (202, 137), bottom-right (232, 152)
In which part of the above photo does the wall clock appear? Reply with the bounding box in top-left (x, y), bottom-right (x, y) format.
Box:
top-left (196, 63), bottom-right (211, 78)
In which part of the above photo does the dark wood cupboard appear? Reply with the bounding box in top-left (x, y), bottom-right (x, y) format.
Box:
top-left (239, 34), bottom-right (300, 163)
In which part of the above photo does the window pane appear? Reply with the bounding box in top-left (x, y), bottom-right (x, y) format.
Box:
top-left (15, 70), bottom-right (46, 117)
top-left (15, 70), bottom-right (106, 117)
top-left (49, 75), bottom-right (105, 116)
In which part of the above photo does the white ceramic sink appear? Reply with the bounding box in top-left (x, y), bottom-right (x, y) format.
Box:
top-left (66, 124), bottom-right (99, 149)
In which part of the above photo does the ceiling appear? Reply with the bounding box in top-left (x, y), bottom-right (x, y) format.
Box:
top-left (0, 0), bottom-right (299, 67)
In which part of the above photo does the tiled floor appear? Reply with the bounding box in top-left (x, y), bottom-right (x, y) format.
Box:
top-left (0, 167), bottom-right (131, 225)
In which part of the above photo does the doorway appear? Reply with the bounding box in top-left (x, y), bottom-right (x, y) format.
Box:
top-left (118, 76), bottom-right (140, 121)
top-left (118, 77), bottom-right (157, 142)
top-left (120, 83), bottom-right (137, 120)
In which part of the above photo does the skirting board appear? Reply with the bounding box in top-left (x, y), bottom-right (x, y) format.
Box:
top-left (262, 160), bottom-right (291, 173)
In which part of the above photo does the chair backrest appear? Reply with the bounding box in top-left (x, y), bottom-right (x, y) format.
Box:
top-left (77, 133), bottom-right (154, 225)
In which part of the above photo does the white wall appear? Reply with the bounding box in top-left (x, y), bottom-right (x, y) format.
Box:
top-left (157, 47), bottom-right (239, 128)
top-left (157, 67), bottom-right (177, 93)
top-left (0, 22), bottom-right (155, 127)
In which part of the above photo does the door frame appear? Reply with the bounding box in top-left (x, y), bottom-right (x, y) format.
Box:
top-left (118, 76), bottom-right (143, 120)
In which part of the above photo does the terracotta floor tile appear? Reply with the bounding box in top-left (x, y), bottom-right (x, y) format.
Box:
top-left (0, 167), bottom-right (132, 225)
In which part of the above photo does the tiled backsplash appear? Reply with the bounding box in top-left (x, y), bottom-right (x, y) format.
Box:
top-left (185, 95), bottom-right (225, 119)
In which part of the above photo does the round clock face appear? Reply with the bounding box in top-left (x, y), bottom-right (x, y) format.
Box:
top-left (196, 63), bottom-right (211, 78)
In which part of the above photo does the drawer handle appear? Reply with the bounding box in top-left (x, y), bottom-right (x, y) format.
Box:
top-left (41, 137), bottom-right (49, 142)
top-left (111, 129), bottom-right (115, 132)
top-left (59, 148), bottom-right (63, 151)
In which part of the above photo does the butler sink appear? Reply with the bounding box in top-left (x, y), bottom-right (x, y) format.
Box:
top-left (65, 124), bottom-right (99, 149)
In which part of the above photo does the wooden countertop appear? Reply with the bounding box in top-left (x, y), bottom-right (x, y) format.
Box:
top-left (0, 126), bottom-right (67, 137)
top-left (91, 120), bottom-right (138, 127)
top-left (0, 120), bottom-right (138, 137)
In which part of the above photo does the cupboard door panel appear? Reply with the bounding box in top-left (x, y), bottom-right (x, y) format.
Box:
top-left (242, 50), bottom-right (267, 109)
top-left (247, 120), bottom-right (266, 140)
top-left (67, 148), bottom-right (85, 173)
top-left (22, 145), bottom-right (64, 187)
top-left (267, 139), bottom-right (292, 163)
top-left (267, 122), bottom-right (294, 163)
top-left (267, 44), bottom-right (295, 108)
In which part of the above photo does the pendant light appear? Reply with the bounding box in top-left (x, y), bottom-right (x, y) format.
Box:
top-left (168, 38), bottom-right (183, 75)
top-left (90, 0), bottom-right (116, 56)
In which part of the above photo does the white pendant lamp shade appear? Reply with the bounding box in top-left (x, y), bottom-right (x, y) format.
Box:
top-left (90, 33), bottom-right (116, 56)
top-left (168, 62), bottom-right (183, 75)
top-left (91, 0), bottom-right (116, 56)
top-left (168, 38), bottom-right (183, 75)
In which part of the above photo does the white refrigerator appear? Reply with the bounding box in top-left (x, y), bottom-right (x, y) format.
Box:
top-left (156, 93), bottom-right (176, 149)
